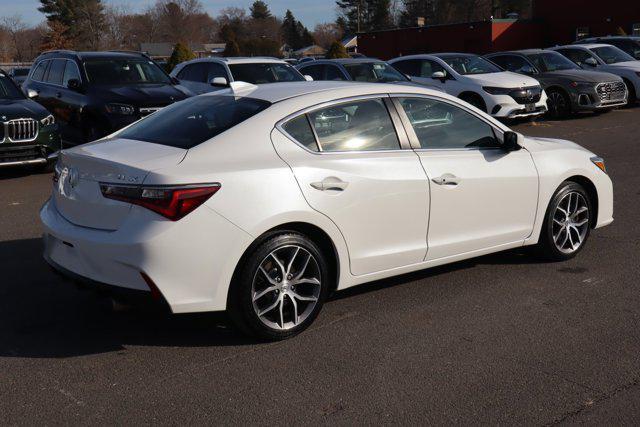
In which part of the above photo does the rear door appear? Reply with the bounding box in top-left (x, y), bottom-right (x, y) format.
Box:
top-left (272, 96), bottom-right (430, 276)
top-left (393, 95), bottom-right (538, 260)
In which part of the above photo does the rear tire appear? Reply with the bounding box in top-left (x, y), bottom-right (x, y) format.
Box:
top-left (228, 232), bottom-right (330, 341)
top-left (534, 181), bottom-right (592, 262)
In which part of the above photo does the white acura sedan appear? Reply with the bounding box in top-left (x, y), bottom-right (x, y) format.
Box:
top-left (41, 81), bottom-right (613, 340)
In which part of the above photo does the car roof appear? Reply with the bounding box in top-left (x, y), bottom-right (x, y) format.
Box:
top-left (433, 53), bottom-right (479, 58)
top-left (182, 57), bottom-right (288, 65)
top-left (200, 80), bottom-right (438, 103)
top-left (37, 50), bottom-right (150, 61)
top-left (559, 43), bottom-right (612, 49)
top-left (583, 36), bottom-right (640, 40)
top-left (302, 58), bottom-right (383, 65)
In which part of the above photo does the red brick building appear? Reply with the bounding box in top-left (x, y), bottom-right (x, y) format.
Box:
top-left (358, 0), bottom-right (640, 60)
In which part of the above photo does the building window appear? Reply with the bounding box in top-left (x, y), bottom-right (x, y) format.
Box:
top-left (576, 27), bottom-right (589, 40)
top-left (633, 23), bottom-right (640, 36)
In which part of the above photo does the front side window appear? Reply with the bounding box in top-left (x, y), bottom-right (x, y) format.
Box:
top-left (557, 48), bottom-right (594, 67)
top-left (117, 96), bottom-right (271, 148)
top-left (308, 99), bottom-right (400, 152)
top-left (0, 74), bottom-right (24, 100)
top-left (228, 63), bottom-right (305, 84)
top-left (439, 55), bottom-right (501, 75)
top-left (325, 65), bottom-right (346, 81)
top-left (343, 62), bottom-right (408, 83)
top-left (526, 52), bottom-right (579, 72)
top-left (84, 58), bottom-right (171, 85)
top-left (590, 46), bottom-right (635, 64)
top-left (46, 59), bottom-right (66, 85)
top-left (489, 55), bottom-right (533, 73)
top-left (63, 61), bottom-right (81, 86)
top-left (206, 63), bottom-right (227, 81)
top-left (299, 64), bottom-right (324, 81)
top-left (397, 97), bottom-right (499, 149)
top-left (177, 63), bottom-right (208, 82)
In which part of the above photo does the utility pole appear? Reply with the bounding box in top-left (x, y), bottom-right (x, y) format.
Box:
top-left (357, 0), bottom-right (361, 33)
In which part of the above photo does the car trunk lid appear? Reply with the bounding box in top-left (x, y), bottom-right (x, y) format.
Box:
top-left (53, 138), bottom-right (186, 230)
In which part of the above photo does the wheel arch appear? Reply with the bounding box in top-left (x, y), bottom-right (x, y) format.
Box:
top-left (228, 221), bottom-right (342, 309)
top-left (563, 175), bottom-right (599, 228)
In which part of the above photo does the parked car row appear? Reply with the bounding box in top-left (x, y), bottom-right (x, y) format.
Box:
top-left (2, 40), bottom-right (639, 170)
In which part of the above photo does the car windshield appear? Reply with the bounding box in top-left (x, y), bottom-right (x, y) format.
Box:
top-left (590, 46), bottom-right (635, 64)
top-left (117, 96), bottom-right (271, 148)
top-left (343, 62), bottom-right (408, 83)
top-left (84, 58), bottom-right (171, 85)
top-left (0, 74), bottom-right (24, 99)
top-left (228, 63), bottom-right (305, 84)
top-left (526, 52), bottom-right (580, 72)
top-left (439, 55), bottom-right (501, 75)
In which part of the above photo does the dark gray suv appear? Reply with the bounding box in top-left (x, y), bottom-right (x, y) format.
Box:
top-left (485, 49), bottom-right (627, 118)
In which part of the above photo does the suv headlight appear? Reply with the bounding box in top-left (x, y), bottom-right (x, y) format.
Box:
top-left (483, 86), bottom-right (512, 95)
top-left (40, 114), bottom-right (55, 127)
top-left (105, 103), bottom-right (135, 115)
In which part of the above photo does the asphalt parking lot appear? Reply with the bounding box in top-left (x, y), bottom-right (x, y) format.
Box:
top-left (1, 108), bottom-right (639, 425)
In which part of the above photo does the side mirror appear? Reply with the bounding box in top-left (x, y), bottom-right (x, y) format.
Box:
top-left (502, 131), bottom-right (521, 152)
top-left (27, 89), bottom-right (38, 99)
top-left (211, 77), bottom-right (229, 87)
top-left (304, 75), bottom-right (314, 81)
top-left (584, 57), bottom-right (598, 67)
top-left (521, 65), bottom-right (536, 75)
top-left (67, 78), bottom-right (81, 91)
top-left (432, 71), bottom-right (446, 81)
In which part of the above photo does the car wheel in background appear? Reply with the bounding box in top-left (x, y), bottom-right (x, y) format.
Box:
top-left (622, 79), bottom-right (637, 106)
top-left (546, 89), bottom-right (571, 119)
top-left (535, 181), bottom-right (592, 261)
top-left (228, 232), bottom-right (330, 341)
top-left (459, 93), bottom-right (487, 113)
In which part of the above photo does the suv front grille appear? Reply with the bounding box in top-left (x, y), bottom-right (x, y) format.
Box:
top-left (1, 118), bottom-right (39, 143)
top-left (509, 86), bottom-right (542, 104)
top-left (596, 81), bottom-right (626, 103)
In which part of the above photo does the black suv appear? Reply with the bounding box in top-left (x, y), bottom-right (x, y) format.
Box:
top-left (0, 70), bottom-right (60, 168)
top-left (22, 50), bottom-right (193, 145)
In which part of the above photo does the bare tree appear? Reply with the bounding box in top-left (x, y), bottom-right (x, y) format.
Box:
top-left (1, 14), bottom-right (27, 61)
top-left (313, 23), bottom-right (344, 49)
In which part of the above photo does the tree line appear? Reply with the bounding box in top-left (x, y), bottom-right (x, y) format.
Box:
top-left (0, 0), bottom-right (532, 63)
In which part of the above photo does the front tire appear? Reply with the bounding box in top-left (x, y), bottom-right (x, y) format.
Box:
top-left (546, 89), bottom-right (572, 119)
top-left (228, 232), bottom-right (329, 341)
top-left (535, 181), bottom-right (592, 261)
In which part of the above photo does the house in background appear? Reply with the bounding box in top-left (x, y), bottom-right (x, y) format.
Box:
top-left (139, 42), bottom-right (226, 60)
top-left (293, 45), bottom-right (327, 59)
top-left (342, 35), bottom-right (358, 54)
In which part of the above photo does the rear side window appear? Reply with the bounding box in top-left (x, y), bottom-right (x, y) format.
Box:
top-left (118, 96), bottom-right (271, 148)
top-left (31, 61), bottom-right (48, 81)
top-left (282, 115), bottom-right (318, 151)
top-left (46, 59), bottom-right (66, 85)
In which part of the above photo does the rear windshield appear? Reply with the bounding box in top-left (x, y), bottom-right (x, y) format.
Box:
top-left (228, 63), bottom-right (305, 84)
top-left (117, 96), bottom-right (271, 148)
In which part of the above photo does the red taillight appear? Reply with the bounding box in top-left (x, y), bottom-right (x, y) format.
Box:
top-left (100, 183), bottom-right (220, 221)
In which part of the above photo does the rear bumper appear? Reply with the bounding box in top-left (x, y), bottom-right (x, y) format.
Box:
top-left (40, 196), bottom-right (253, 314)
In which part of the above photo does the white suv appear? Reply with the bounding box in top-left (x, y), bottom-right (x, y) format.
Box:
top-left (389, 53), bottom-right (548, 118)
top-left (170, 57), bottom-right (310, 95)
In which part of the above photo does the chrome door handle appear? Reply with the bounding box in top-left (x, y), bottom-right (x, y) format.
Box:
top-left (310, 177), bottom-right (348, 192)
top-left (432, 174), bottom-right (460, 186)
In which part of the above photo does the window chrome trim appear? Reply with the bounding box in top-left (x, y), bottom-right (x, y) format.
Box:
top-left (275, 93), bottom-right (412, 155)
top-left (389, 93), bottom-right (508, 151)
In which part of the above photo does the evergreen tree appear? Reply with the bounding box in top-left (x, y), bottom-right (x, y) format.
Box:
top-left (335, 0), bottom-right (394, 33)
top-left (167, 42), bottom-right (196, 71)
top-left (40, 20), bottom-right (73, 51)
top-left (399, 0), bottom-right (436, 27)
top-left (39, 0), bottom-right (105, 47)
top-left (249, 1), bottom-right (272, 20)
top-left (326, 41), bottom-right (349, 58)
top-left (281, 9), bottom-right (314, 50)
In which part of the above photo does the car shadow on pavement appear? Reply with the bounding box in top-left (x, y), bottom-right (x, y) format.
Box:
top-left (0, 238), bottom-right (548, 358)
top-left (0, 166), bottom-right (51, 181)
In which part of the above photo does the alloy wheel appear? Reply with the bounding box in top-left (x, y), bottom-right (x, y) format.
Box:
top-left (548, 92), bottom-right (567, 117)
top-left (552, 191), bottom-right (590, 254)
top-left (251, 245), bottom-right (322, 330)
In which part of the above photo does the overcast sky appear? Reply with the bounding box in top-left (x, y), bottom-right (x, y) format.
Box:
top-left (2, 0), bottom-right (336, 28)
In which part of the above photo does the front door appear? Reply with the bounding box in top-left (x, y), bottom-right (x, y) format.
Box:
top-left (272, 97), bottom-right (430, 276)
top-left (394, 96), bottom-right (539, 260)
